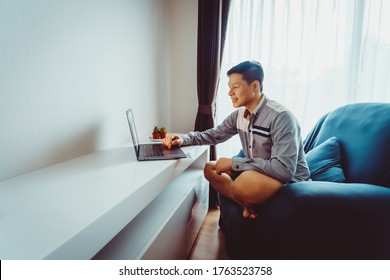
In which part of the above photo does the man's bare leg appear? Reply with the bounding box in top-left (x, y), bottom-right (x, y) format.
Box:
top-left (204, 162), bottom-right (283, 219)
top-left (232, 170), bottom-right (283, 204)
top-left (232, 170), bottom-right (283, 218)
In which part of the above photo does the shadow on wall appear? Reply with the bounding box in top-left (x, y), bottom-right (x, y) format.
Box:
top-left (40, 127), bottom-right (136, 178)
top-left (2, 124), bottom-right (105, 181)
top-left (46, 124), bottom-right (100, 167)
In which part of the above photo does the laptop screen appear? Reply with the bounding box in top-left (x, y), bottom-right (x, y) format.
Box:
top-left (126, 108), bottom-right (140, 154)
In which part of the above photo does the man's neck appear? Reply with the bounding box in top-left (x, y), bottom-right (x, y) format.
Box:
top-left (245, 93), bottom-right (263, 115)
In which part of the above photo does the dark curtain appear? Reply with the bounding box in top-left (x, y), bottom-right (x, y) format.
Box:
top-left (196, 0), bottom-right (231, 208)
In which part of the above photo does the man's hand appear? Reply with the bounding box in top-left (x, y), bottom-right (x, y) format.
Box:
top-left (162, 133), bottom-right (184, 149)
top-left (215, 157), bottom-right (232, 175)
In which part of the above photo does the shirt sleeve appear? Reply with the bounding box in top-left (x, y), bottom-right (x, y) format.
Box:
top-left (231, 110), bottom-right (300, 183)
top-left (181, 111), bottom-right (238, 146)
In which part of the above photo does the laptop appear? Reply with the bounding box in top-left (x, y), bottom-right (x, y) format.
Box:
top-left (126, 108), bottom-right (187, 161)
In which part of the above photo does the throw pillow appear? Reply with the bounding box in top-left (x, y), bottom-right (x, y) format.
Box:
top-left (305, 136), bottom-right (346, 182)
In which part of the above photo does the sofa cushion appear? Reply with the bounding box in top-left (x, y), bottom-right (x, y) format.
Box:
top-left (305, 137), bottom-right (346, 182)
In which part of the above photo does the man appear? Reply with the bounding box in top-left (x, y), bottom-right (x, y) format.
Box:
top-left (163, 60), bottom-right (310, 219)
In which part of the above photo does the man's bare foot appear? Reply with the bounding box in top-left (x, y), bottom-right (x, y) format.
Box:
top-left (243, 207), bottom-right (257, 219)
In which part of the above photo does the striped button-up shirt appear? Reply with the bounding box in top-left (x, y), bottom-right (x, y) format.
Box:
top-left (181, 95), bottom-right (310, 183)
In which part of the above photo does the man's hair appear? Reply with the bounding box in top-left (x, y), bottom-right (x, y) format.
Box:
top-left (227, 60), bottom-right (264, 91)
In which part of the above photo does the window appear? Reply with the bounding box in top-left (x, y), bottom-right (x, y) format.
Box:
top-left (216, 0), bottom-right (390, 157)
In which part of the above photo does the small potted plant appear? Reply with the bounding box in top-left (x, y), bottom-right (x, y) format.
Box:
top-left (152, 126), bottom-right (160, 139)
top-left (160, 127), bottom-right (167, 139)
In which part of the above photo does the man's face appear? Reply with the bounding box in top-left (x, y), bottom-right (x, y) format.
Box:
top-left (228, 73), bottom-right (256, 108)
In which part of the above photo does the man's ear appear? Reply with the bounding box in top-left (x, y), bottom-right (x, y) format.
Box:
top-left (252, 80), bottom-right (260, 91)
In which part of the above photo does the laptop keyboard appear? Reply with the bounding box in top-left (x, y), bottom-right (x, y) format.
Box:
top-left (144, 144), bottom-right (164, 157)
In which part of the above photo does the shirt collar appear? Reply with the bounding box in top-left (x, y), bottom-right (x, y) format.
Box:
top-left (244, 94), bottom-right (267, 119)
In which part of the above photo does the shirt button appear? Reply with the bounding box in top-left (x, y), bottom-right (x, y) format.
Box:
top-left (249, 145), bottom-right (252, 149)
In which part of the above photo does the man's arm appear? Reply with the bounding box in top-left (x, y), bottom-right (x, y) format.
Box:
top-left (165, 111), bottom-right (239, 148)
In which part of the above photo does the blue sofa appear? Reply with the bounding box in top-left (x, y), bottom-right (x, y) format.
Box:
top-left (218, 102), bottom-right (390, 259)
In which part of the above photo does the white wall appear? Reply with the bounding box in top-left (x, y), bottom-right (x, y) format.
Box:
top-left (0, 0), bottom-right (181, 181)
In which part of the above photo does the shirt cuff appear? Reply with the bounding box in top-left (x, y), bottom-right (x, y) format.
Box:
top-left (231, 157), bottom-right (245, 171)
top-left (181, 134), bottom-right (192, 146)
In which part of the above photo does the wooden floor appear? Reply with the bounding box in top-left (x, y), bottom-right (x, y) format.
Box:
top-left (187, 208), bottom-right (230, 260)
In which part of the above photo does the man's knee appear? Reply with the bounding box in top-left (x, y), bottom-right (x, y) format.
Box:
top-left (203, 161), bottom-right (216, 181)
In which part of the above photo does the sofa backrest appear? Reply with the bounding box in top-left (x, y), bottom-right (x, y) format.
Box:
top-left (305, 103), bottom-right (390, 187)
